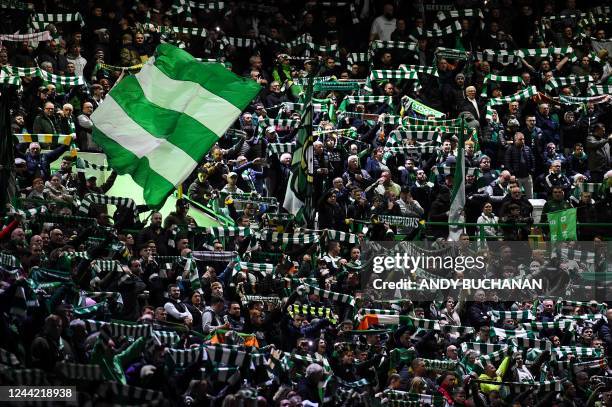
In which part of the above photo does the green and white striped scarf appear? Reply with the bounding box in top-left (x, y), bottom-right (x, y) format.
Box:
top-left (475, 379), bottom-right (562, 392)
top-left (560, 94), bottom-right (611, 105)
top-left (0, 252), bottom-right (19, 268)
top-left (166, 346), bottom-right (203, 367)
top-left (267, 142), bottom-right (295, 156)
top-left (509, 337), bottom-right (552, 351)
top-left (476, 49), bottom-right (518, 66)
top-left (551, 346), bottom-right (602, 360)
top-left (369, 40), bottom-right (417, 53)
top-left (588, 84), bottom-right (612, 95)
top-left (107, 382), bottom-right (163, 402)
top-left (486, 86), bottom-right (539, 120)
top-left (325, 230), bottom-right (360, 244)
top-left (461, 342), bottom-right (507, 355)
top-left (480, 74), bottom-right (523, 96)
top-left (522, 320), bottom-right (576, 332)
top-left (488, 310), bottom-right (535, 322)
top-left (84, 320), bottom-right (153, 338)
top-left (296, 283), bottom-right (355, 307)
top-left (400, 64), bottom-right (438, 77)
top-left (0, 366), bottom-right (47, 385)
top-left (77, 158), bottom-right (112, 172)
top-left (204, 226), bottom-right (255, 237)
top-left (240, 295), bottom-right (282, 306)
top-left (516, 47), bottom-right (573, 58)
top-left (382, 390), bottom-right (446, 407)
top-left (205, 344), bottom-right (248, 366)
top-left (258, 230), bottom-right (320, 244)
top-left (410, 21), bottom-right (462, 39)
top-left (544, 75), bottom-right (593, 93)
top-left (259, 118), bottom-right (301, 128)
top-left (30, 12), bottom-right (84, 30)
top-left (56, 362), bottom-right (104, 381)
top-left (3, 66), bottom-right (85, 86)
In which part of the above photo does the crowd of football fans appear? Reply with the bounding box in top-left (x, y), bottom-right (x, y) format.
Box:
top-left (0, 0), bottom-right (611, 406)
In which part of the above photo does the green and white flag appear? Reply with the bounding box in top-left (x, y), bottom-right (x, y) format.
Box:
top-left (448, 119), bottom-right (465, 241)
top-left (548, 208), bottom-right (577, 242)
top-left (91, 44), bottom-right (259, 208)
top-left (283, 78), bottom-right (314, 224)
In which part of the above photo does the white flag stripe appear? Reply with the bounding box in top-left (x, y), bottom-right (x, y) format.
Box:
top-left (136, 60), bottom-right (241, 137)
top-left (92, 96), bottom-right (197, 185)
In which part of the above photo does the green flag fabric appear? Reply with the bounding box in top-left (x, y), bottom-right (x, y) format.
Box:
top-left (91, 43), bottom-right (260, 208)
top-left (448, 119), bottom-right (466, 241)
top-left (283, 79), bottom-right (314, 223)
top-left (548, 208), bottom-right (578, 242)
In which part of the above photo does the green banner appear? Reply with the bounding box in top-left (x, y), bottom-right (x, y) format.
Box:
top-left (548, 208), bottom-right (577, 242)
top-left (402, 96), bottom-right (445, 118)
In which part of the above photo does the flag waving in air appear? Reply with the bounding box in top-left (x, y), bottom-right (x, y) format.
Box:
top-left (283, 78), bottom-right (315, 224)
top-left (91, 43), bottom-right (260, 208)
top-left (548, 207), bottom-right (578, 242)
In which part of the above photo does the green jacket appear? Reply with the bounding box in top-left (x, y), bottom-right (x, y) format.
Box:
top-left (91, 336), bottom-right (146, 384)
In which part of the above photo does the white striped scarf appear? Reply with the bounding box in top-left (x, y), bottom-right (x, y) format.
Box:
top-left (488, 310), bottom-right (535, 322)
top-left (516, 47), bottom-right (573, 58)
top-left (343, 95), bottom-right (392, 105)
top-left (559, 94), bottom-right (611, 105)
top-left (325, 230), bottom-right (360, 244)
top-left (0, 366), bottom-right (47, 385)
top-left (0, 252), bottom-right (19, 268)
top-left (205, 345), bottom-right (248, 366)
top-left (436, 9), bottom-right (483, 22)
top-left (0, 31), bottom-right (52, 42)
top-left (588, 84), bottom-right (612, 95)
top-left (84, 320), bottom-right (153, 338)
top-left (2, 66), bottom-right (85, 86)
top-left (461, 342), bottom-right (507, 355)
top-left (153, 330), bottom-right (181, 346)
top-left (544, 75), bottom-right (593, 93)
top-left (522, 320), bottom-right (576, 332)
top-left (259, 118), bottom-right (301, 128)
top-left (385, 145), bottom-right (439, 154)
top-left (558, 248), bottom-right (595, 263)
top-left (435, 47), bottom-right (470, 61)
top-left (56, 362), bottom-right (104, 381)
top-left (476, 49), bottom-right (518, 66)
top-left (221, 37), bottom-right (256, 48)
top-left (0, 71), bottom-right (21, 86)
top-left (475, 379), bottom-right (562, 392)
top-left (266, 142), bottom-right (295, 156)
top-left (389, 129), bottom-right (442, 142)
top-left (204, 226), bottom-right (255, 237)
top-left (30, 12), bottom-right (85, 29)
top-left (258, 230), bottom-right (320, 244)
top-left (296, 283), bottom-right (355, 307)
top-left (78, 193), bottom-right (140, 223)
top-left (107, 382), bottom-right (162, 402)
top-left (551, 346), bottom-right (602, 360)
top-left (409, 21), bottom-right (462, 39)
top-left (257, 33), bottom-right (312, 49)
top-left (78, 158), bottom-right (112, 172)
top-left (165, 346), bottom-right (203, 367)
top-left (480, 74), bottom-right (523, 96)
top-left (486, 86), bottom-right (539, 120)
top-left (399, 64), bottom-right (439, 77)
top-left (191, 250), bottom-right (238, 262)
top-left (369, 40), bottom-right (417, 52)
top-left (509, 337), bottom-right (552, 351)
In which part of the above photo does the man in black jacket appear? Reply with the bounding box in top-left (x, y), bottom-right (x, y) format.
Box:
top-left (504, 132), bottom-right (535, 198)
